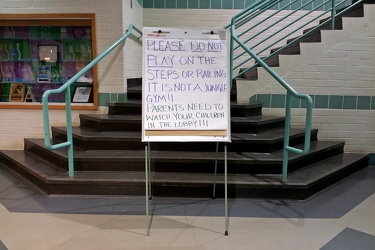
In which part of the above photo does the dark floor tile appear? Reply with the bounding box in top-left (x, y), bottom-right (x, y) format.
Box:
top-left (0, 241), bottom-right (8, 250)
top-left (320, 228), bottom-right (375, 250)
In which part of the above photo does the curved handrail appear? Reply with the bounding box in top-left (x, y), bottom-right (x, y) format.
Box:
top-left (231, 30), bottom-right (313, 182)
top-left (230, 10), bottom-right (313, 182)
top-left (229, 0), bottom-right (365, 181)
top-left (42, 24), bottom-right (142, 176)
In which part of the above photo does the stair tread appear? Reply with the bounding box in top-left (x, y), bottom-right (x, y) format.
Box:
top-left (108, 100), bottom-right (141, 106)
top-left (24, 138), bottom-right (343, 163)
top-left (54, 126), bottom-right (317, 144)
top-left (55, 126), bottom-right (142, 139)
top-left (286, 153), bottom-right (369, 184)
top-left (230, 102), bottom-right (262, 109)
top-left (80, 114), bottom-right (141, 121)
top-left (0, 150), bottom-right (368, 187)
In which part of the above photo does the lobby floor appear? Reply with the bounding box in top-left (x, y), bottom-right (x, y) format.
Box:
top-left (0, 165), bottom-right (374, 250)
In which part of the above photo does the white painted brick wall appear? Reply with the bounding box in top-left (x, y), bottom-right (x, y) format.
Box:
top-left (239, 10), bottom-right (375, 92)
top-left (252, 5), bottom-right (375, 153)
top-left (0, 0), bottom-right (143, 149)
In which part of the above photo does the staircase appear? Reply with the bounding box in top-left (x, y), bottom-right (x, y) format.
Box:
top-left (0, 1), bottom-right (371, 200)
top-left (0, 76), bottom-right (369, 199)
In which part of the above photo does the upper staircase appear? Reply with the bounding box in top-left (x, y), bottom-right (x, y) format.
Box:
top-left (0, 1), bottom-right (372, 200)
top-left (240, 0), bottom-right (375, 79)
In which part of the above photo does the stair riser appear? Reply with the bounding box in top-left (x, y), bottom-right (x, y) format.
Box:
top-left (108, 105), bottom-right (142, 116)
top-left (79, 118), bottom-right (284, 134)
top-left (271, 44), bottom-right (300, 55)
top-left (47, 183), bottom-right (146, 196)
top-left (230, 106), bottom-right (262, 117)
top-left (230, 91), bottom-right (237, 102)
top-left (127, 91), bottom-right (142, 100)
top-left (231, 120), bottom-right (285, 133)
top-left (52, 131), bottom-right (317, 153)
top-left (80, 119), bottom-right (141, 131)
top-left (27, 142), bottom-right (342, 175)
top-left (287, 33), bottom-right (322, 44)
top-left (263, 56), bottom-right (279, 67)
top-left (239, 68), bottom-right (258, 79)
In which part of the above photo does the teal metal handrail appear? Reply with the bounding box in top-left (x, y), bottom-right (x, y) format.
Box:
top-left (230, 30), bottom-right (313, 182)
top-left (42, 24), bottom-right (142, 177)
top-left (229, 0), bottom-right (365, 181)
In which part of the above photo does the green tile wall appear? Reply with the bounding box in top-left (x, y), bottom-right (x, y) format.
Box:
top-left (250, 94), bottom-right (375, 110)
top-left (166, 0), bottom-right (177, 8)
top-left (98, 93), bottom-right (374, 109)
top-left (98, 93), bottom-right (127, 106)
top-left (141, 0), bottom-right (351, 10)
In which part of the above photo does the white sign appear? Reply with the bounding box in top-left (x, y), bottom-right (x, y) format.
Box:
top-left (142, 27), bottom-right (231, 142)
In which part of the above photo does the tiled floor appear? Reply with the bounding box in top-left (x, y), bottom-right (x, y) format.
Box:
top-left (0, 165), bottom-right (374, 250)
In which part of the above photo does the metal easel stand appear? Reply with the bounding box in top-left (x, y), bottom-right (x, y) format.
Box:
top-left (213, 142), bottom-right (229, 236)
top-left (145, 141), bottom-right (228, 236)
top-left (145, 142), bottom-right (152, 236)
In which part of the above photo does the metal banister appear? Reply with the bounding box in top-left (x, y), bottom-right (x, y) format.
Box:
top-left (230, 29), bottom-right (313, 181)
top-left (42, 24), bottom-right (142, 176)
top-left (230, 0), bottom-right (367, 180)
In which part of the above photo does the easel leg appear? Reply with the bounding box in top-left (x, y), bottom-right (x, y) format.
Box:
top-left (148, 142), bottom-right (152, 199)
top-left (224, 143), bottom-right (228, 236)
top-left (145, 143), bottom-right (150, 236)
top-left (213, 142), bottom-right (219, 199)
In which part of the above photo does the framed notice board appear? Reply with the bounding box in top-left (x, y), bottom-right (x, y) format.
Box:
top-left (142, 27), bottom-right (231, 142)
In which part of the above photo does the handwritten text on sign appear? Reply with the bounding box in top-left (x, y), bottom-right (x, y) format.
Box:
top-left (144, 36), bottom-right (229, 131)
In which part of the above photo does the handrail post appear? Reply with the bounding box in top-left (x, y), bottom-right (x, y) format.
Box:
top-left (331, 0), bottom-right (336, 29)
top-left (230, 25), bottom-right (234, 89)
top-left (65, 86), bottom-right (74, 177)
top-left (282, 92), bottom-right (292, 182)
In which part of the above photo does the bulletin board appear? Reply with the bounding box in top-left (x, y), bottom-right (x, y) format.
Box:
top-left (142, 27), bottom-right (231, 142)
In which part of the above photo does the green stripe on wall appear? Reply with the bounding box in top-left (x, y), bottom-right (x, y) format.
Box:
top-left (98, 93), bottom-right (127, 106)
top-left (141, 0), bottom-right (351, 10)
top-left (99, 93), bottom-right (375, 110)
top-left (250, 94), bottom-right (375, 110)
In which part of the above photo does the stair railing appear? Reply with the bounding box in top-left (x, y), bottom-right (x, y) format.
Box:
top-left (42, 24), bottom-right (142, 177)
top-left (230, 0), bottom-right (366, 181)
top-left (229, 0), bottom-right (313, 182)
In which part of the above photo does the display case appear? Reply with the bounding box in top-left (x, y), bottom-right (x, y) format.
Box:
top-left (0, 14), bottom-right (97, 110)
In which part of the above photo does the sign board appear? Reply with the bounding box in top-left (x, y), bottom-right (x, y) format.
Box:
top-left (142, 27), bottom-right (231, 142)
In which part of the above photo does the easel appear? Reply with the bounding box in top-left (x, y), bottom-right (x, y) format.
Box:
top-left (144, 141), bottom-right (229, 236)
top-left (142, 26), bottom-right (231, 236)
